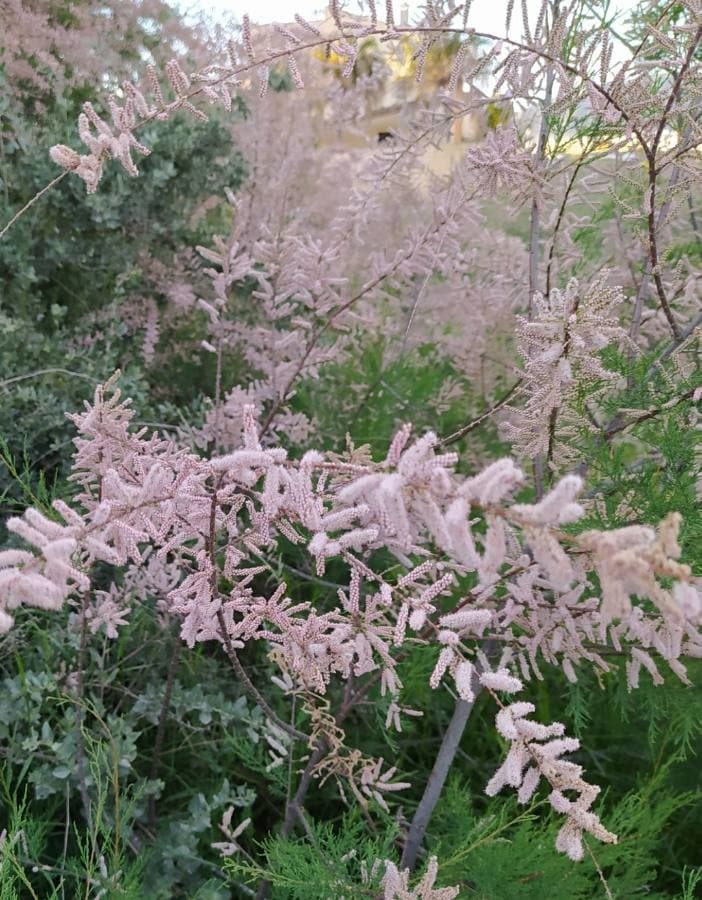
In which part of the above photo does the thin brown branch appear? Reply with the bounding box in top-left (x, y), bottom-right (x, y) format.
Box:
top-left (215, 609), bottom-right (308, 742)
top-left (0, 171), bottom-right (67, 241)
top-left (644, 310), bottom-right (702, 380)
top-left (74, 602), bottom-right (92, 829)
top-left (439, 379), bottom-right (523, 446)
top-left (0, 368), bottom-right (99, 391)
top-left (642, 26), bottom-right (702, 342)
top-left (604, 384), bottom-right (698, 440)
top-left (545, 156), bottom-right (587, 299)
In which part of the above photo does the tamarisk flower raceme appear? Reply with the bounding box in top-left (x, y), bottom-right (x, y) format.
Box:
top-left (380, 855), bottom-right (459, 899)
top-left (463, 126), bottom-right (539, 201)
top-left (0, 509), bottom-right (89, 634)
top-left (510, 474), bottom-right (584, 590)
top-left (481, 669), bottom-right (617, 861)
top-left (502, 276), bottom-right (626, 468)
top-left (429, 608), bottom-right (493, 699)
top-left (579, 512), bottom-right (691, 624)
top-left (49, 60), bottom-right (208, 192)
top-left (353, 854), bottom-right (459, 899)
top-left (83, 584), bottom-right (131, 639)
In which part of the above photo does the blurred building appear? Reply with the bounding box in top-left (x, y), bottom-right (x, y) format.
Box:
top-left (250, 3), bottom-right (496, 158)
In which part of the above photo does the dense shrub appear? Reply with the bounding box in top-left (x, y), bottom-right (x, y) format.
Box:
top-left (0, 1), bottom-right (700, 898)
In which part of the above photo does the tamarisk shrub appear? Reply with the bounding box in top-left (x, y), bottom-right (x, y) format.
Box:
top-left (33, 0), bottom-right (702, 469)
top-left (1, 0), bottom-right (702, 895)
top-left (1, 372), bottom-right (699, 889)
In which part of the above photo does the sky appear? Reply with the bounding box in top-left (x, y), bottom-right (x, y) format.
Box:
top-left (180, 0), bottom-right (637, 31)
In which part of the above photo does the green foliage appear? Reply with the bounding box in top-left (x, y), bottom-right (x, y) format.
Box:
top-left (295, 336), bottom-right (505, 461)
top-left (0, 593), bottom-right (269, 898)
top-left (573, 347), bottom-right (701, 559)
top-left (0, 84), bottom-right (245, 322)
top-left (228, 812), bottom-right (398, 898)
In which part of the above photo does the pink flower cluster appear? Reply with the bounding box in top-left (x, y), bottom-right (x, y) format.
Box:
top-left (1, 375), bottom-right (699, 859)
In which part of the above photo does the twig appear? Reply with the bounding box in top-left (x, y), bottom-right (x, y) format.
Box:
top-left (254, 675), bottom-right (376, 898)
top-left (400, 657), bottom-right (486, 871)
top-left (0, 368), bottom-right (99, 391)
top-left (0, 172), bottom-right (67, 240)
top-left (643, 310), bottom-right (702, 380)
top-left (604, 384), bottom-right (698, 440)
top-left (215, 609), bottom-right (307, 743)
top-left (254, 739), bottom-right (330, 900)
top-left (528, 1), bottom-right (559, 496)
top-left (585, 839), bottom-right (614, 900)
top-left (545, 156), bottom-right (587, 299)
top-left (439, 379), bottom-right (523, 446)
top-left (629, 149), bottom-right (687, 348)
top-left (147, 632), bottom-right (181, 830)
top-left (74, 601), bottom-right (93, 829)
top-left (60, 781), bottom-right (70, 900)
top-left (642, 26), bottom-right (702, 341)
